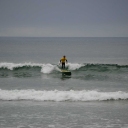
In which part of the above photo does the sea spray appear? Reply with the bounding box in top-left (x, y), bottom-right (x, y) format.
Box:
top-left (68, 63), bottom-right (85, 70)
top-left (41, 64), bottom-right (55, 74)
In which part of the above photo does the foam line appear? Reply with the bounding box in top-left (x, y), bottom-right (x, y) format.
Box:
top-left (0, 89), bottom-right (128, 102)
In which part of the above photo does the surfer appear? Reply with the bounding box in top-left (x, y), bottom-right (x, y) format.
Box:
top-left (60, 55), bottom-right (68, 69)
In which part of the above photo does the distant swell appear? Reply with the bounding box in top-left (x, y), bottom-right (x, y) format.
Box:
top-left (0, 89), bottom-right (128, 102)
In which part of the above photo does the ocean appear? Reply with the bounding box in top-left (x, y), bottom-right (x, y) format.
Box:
top-left (0, 37), bottom-right (128, 128)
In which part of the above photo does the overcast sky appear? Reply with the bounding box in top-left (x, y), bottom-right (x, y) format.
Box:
top-left (0, 0), bottom-right (128, 37)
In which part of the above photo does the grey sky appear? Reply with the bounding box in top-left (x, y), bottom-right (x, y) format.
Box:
top-left (0, 0), bottom-right (128, 37)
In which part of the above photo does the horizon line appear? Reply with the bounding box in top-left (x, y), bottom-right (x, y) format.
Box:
top-left (0, 36), bottom-right (128, 38)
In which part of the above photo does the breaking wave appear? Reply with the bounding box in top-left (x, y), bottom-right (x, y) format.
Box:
top-left (0, 89), bottom-right (128, 102)
top-left (0, 62), bottom-right (128, 73)
top-left (0, 62), bottom-right (84, 74)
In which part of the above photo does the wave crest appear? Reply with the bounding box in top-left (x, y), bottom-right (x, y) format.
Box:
top-left (0, 62), bottom-right (84, 73)
top-left (0, 89), bottom-right (128, 102)
top-left (0, 62), bottom-right (128, 74)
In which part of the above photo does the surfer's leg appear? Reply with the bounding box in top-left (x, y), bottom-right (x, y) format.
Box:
top-left (63, 63), bottom-right (65, 69)
top-left (64, 63), bottom-right (65, 68)
top-left (62, 63), bottom-right (65, 69)
top-left (62, 63), bottom-right (63, 69)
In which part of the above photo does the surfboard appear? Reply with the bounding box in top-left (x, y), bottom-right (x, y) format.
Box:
top-left (61, 69), bottom-right (71, 76)
top-left (57, 65), bottom-right (71, 76)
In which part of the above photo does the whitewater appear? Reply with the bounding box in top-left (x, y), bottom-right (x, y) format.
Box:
top-left (0, 89), bottom-right (128, 101)
top-left (0, 62), bottom-right (128, 103)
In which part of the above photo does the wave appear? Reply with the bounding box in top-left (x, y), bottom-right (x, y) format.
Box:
top-left (0, 62), bottom-right (128, 80)
top-left (0, 62), bottom-right (128, 72)
top-left (0, 62), bottom-right (84, 73)
top-left (0, 89), bottom-right (128, 102)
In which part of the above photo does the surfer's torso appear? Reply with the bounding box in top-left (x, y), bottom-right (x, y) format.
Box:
top-left (60, 57), bottom-right (67, 63)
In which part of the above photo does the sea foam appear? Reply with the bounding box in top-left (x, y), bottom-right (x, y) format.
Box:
top-left (0, 89), bottom-right (128, 102)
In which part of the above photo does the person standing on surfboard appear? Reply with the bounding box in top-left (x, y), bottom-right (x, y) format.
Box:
top-left (60, 55), bottom-right (68, 69)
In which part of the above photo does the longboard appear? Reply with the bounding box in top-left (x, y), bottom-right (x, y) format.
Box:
top-left (57, 65), bottom-right (71, 76)
top-left (61, 69), bottom-right (71, 76)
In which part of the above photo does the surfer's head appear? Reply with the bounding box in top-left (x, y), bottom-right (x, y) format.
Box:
top-left (63, 55), bottom-right (66, 58)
